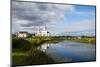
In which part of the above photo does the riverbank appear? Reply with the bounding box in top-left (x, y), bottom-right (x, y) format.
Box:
top-left (12, 38), bottom-right (55, 66)
top-left (12, 36), bottom-right (96, 66)
top-left (12, 49), bottom-right (55, 66)
top-left (65, 37), bottom-right (96, 44)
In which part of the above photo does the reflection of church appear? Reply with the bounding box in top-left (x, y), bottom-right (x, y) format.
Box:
top-left (35, 25), bottom-right (50, 36)
top-left (37, 43), bottom-right (50, 52)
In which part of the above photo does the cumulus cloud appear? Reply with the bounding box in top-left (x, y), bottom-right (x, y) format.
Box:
top-left (12, 1), bottom-right (74, 33)
top-left (12, 1), bottom-right (95, 36)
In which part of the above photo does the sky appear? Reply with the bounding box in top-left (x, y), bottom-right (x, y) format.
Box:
top-left (12, 1), bottom-right (96, 36)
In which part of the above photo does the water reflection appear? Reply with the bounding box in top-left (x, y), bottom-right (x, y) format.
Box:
top-left (37, 41), bottom-right (96, 63)
top-left (37, 43), bottom-right (50, 52)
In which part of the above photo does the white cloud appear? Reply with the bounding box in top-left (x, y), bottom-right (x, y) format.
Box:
top-left (57, 20), bottom-right (95, 36)
top-left (12, 1), bottom-right (95, 36)
top-left (12, 1), bottom-right (74, 33)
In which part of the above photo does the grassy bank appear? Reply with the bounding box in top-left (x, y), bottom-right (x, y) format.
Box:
top-left (65, 37), bottom-right (96, 44)
top-left (12, 36), bottom-right (96, 66)
top-left (12, 37), bottom-right (55, 66)
top-left (12, 49), bottom-right (54, 66)
top-left (26, 36), bottom-right (64, 45)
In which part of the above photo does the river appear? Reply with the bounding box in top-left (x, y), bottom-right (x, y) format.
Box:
top-left (37, 41), bottom-right (96, 63)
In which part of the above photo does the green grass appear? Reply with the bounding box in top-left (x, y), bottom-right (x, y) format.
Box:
top-left (12, 49), bottom-right (55, 66)
top-left (12, 37), bottom-right (55, 66)
top-left (12, 38), bottom-right (33, 51)
top-left (12, 49), bottom-right (29, 66)
top-left (12, 36), bottom-right (96, 66)
top-left (12, 52), bottom-right (29, 66)
top-left (65, 37), bottom-right (96, 44)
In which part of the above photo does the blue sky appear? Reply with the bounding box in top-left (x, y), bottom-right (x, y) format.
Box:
top-left (48, 5), bottom-right (95, 36)
top-left (12, 1), bottom-right (96, 36)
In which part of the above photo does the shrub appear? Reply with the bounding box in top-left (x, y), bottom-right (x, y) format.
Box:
top-left (12, 38), bottom-right (32, 51)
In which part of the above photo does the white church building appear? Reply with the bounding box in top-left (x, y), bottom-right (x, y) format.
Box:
top-left (17, 25), bottom-right (50, 38)
top-left (35, 25), bottom-right (49, 36)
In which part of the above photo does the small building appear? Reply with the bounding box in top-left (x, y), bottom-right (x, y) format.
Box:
top-left (17, 31), bottom-right (28, 38)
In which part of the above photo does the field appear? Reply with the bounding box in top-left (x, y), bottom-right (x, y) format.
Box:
top-left (65, 37), bottom-right (96, 44)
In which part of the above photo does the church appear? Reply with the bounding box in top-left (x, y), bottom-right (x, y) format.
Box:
top-left (35, 25), bottom-right (50, 36)
top-left (17, 25), bottom-right (50, 38)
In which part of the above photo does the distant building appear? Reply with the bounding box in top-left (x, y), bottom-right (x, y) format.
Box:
top-left (35, 25), bottom-right (50, 36)
top-left (17, 31), bottom-right (28, 38)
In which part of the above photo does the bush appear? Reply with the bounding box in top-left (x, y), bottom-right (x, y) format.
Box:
top-left (12, 38), bottom-right (32, 51)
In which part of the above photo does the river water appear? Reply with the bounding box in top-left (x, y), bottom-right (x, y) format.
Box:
top-left (37, 41), bottom-right (96, 63)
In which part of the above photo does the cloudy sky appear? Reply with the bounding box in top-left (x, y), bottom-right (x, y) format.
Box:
top-left (12, 1), bottom-right (96, 36)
